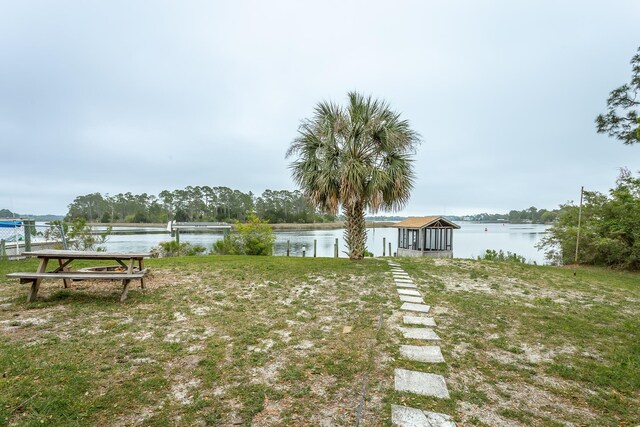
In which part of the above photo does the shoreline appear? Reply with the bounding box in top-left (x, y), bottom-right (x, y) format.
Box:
top-left (88, 221), bottom-right (397, 230)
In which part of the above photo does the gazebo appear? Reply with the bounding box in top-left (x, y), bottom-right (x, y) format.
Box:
top-left (394, 216), bottom-right (460, 258)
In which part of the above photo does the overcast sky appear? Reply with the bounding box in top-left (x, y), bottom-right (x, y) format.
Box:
top-left (1, 1), bottom-right (638, 216)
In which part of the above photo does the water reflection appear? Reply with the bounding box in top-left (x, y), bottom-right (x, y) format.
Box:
top-left (102, 222), bottom-right (550, 263)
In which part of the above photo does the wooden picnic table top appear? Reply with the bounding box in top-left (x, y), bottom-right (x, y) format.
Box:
top-left (23, 250), bottom-right (151, 259)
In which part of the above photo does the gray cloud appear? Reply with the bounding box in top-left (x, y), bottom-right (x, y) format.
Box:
top-left (1, 0), bottom-right (638, 215)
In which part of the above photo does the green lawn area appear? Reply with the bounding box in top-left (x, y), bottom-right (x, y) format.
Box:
top-left (0, 256), bottom-right (638, 426)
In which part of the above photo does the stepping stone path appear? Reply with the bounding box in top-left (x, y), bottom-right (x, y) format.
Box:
top-left (394, 369), bottom-right (450, 398)
top-left (398, 327), bottom-right (440, 341)
top-left (403, 315), bottom-right (437, 326)
top-left (400, 302), bottom-right (430, 313)
top-left (396, 283), bottom-right (418, 289)
top-left (400, 345), bottom-right (445, 363)
top-left (398, 289), bottom-right (421, 296)
top-left (399, 295), bottom-right (425, 304)
top-left (388, 260), bottom-right (456, 426)
top-left (391, 405), bottom-right (456, 427)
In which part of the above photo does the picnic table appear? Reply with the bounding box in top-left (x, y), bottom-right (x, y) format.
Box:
top-left (6, 250), bottom-right (151, 302)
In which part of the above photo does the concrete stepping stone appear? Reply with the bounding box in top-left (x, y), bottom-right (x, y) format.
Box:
top-left (398, 289), bottom-right (421, 296)
top-left (403, 315), bottom-right (436, 326)
top-left (400, 345), bottom-right (445, 363)
top-left (398, 327), bottom-right (440, 340)
top-left (391, 405), bottom-right (456, 427)
top-left (400, 302), bottom-right (430, 313)
top-left (394, 278), bottom-right (415, 283)
top-left (393, 272), bottom-right (410, 277)
top-left (394, 369), bottom-right (450, 398)
top-left (399, 295), bottom-right (424, 304)
top-left (396, 282), bottom-right (418, 289)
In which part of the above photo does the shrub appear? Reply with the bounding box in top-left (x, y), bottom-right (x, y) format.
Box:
top-left (45, 219), bottom-right (110, 251)
top-left (478, 249), bottom-right (526, 263)
top-left (212, 214), bottom-right (275, 256)
top-left (211, 235), bottom-right (244, 255)
top-left (151, 241), bottom-right (207, 258)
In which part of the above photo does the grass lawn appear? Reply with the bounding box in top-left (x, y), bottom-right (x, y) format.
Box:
top-left (0, 255), bottom-right (638, 426)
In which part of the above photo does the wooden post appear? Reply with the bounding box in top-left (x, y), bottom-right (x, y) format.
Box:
top-left (175, 228), bottom-right (180, 244)
top-left (24, 220), bottom-right (33, 252)
top-left (302, 246), bottom-right (306, 257)
top-left (334, 238), bottom-right (338, 258)
top-left (0, 239), bottom-right (5, 259)
top-left (286, 240), bottom-right (290, 257)
top-left (389, 242), bottom-right (392, 257)
top-left (383, 237), bottom-right (386, 256)
top-left (313, 239), bottom-right (317, 257)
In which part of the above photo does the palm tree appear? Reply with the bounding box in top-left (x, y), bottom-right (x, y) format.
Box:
top-left (287, 92), bottom-right (420, 259)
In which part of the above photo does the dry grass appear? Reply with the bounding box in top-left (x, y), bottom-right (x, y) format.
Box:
top-left (1, 255), bottom-right (638, 426)
top-left (399, 258), bottom-right (640, 426)
top-left (0, 256), bottom-right (396, 426)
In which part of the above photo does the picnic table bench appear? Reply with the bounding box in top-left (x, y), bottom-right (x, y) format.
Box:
top-left (6, 250), bottom-right (151, 302)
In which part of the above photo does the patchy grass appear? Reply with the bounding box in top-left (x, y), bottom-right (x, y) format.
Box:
top-left (0, 256), bottom-right (395, 426)
top-left (398, 258), bottom-right (640, 426)
top-left (1, 256), bottom-right (638, 426)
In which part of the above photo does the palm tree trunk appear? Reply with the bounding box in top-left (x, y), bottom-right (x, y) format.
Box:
top-left (344, 202), bottom-right (366, 259)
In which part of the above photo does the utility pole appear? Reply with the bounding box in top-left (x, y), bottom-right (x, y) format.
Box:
top-left (574, 186), bottom-right (584, 276)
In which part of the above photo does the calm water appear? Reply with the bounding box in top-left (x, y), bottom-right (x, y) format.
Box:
top-left (100, 222), bottom-right (550, 264)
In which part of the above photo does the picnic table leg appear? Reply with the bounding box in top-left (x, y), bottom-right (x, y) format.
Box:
top-left (120, 279), bottom-right (131, 302)
top-left (58, 258), bottom-right (72, 288)
top-left (27, 257), bottom-right (49, 302)
top-left (138, 258), bottom-right (145, 289)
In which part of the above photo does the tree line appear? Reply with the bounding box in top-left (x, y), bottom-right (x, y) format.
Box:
top-left (65, 187), bottom-right (337, 224)
top-left (449, 207), bottom-right (560, 224)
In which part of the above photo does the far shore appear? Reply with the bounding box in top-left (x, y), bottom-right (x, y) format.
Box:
top-left (88, 221), bottom-right (397, 230)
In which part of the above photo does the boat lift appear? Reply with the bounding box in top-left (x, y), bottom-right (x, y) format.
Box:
top-left (166, 221), bottom-right (231, 243)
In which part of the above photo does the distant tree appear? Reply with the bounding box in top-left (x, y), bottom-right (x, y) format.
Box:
top-left (595, 46), bottom-right (640, 145)
top-left (0, 209), bottom-right (16, 217)
top-left (287, 92), bottom-right (420, 259)
top-left (174, 208), bottom-right (188, 222)
top-left (132, 211), bottom-right (148, 223)
top-left (65, 186), bottom-right (336, 224)
top-left (100, 211), bottom-right (111, 223)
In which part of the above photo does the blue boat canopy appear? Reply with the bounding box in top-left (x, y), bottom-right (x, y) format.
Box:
top-left (0, 220), bottom-right (23, 228)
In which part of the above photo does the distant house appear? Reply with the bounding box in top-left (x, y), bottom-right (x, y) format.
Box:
top-left (394, 216), bottom-right (460, 258)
